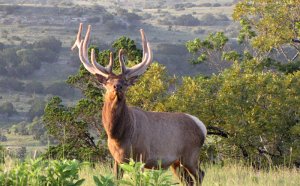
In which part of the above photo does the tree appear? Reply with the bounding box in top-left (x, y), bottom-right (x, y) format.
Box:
top-left (233, 0), bottom-right (300, 61)
top-left (186, 32), bottom-right (231, 71)
top-left (27, 98), bottom-right (46, 121)
top-left (0, 102), bottom-right (16, 117)
top-left (166, 61), bottom-right (300, 167)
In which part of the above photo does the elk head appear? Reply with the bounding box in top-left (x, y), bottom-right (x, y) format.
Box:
top-left (71, 23), bottom-right (153, 101)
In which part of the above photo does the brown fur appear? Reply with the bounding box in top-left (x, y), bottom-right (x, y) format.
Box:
top-left (100, 75), bottom-right (206, 185)
top-left (71, 23), bottom-right (205, 184)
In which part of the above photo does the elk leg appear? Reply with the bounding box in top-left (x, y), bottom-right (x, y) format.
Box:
top-left (170, 161), bottom-right (195, 186)
top-left (181, 163), bottom-right (205, 186)
top-left (170, 161), bottom-right (181, 181)
top-left (114, 161), bottom-right (123, 179)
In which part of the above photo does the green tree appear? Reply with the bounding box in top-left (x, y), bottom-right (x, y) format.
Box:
top-left (233, 0), bottom-right (300, 60)
top-left (166, 61), bottom-right (300, 166)
top-left (186, 32), bottom-right (230, 71)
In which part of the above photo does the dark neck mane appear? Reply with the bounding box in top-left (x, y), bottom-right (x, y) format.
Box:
top-left (102, 93), bottom-right (132, 141)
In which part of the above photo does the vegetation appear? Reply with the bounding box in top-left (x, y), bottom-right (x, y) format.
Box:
top-left (1, 158), bottom-right (299, 186)
top-left (0, 102), bottom-right (16, 117)
top-left (42, 0), bottom-right (300, 167)
top-left (1, 0), bottom-right (300, 185)
top-left (0, 36), bottom-right (62, 78)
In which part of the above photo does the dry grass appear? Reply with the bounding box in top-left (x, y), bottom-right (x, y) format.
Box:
top-left (78, 162), bottom-right (300, 186)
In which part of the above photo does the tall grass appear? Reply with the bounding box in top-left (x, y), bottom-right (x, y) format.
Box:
top-left (203, 163), bottom-right (299, 186)
top-left (1, 157), bottom-right (299, 186)
top-left (80, 162), bottom-right (300, 186)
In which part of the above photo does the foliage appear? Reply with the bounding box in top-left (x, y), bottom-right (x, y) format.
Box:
top-left (0, 36), bottom-right (62, 78)
top-left (0, 77), bottom-right (24, 91)
top-left (45, 81), bottom-right (75, 97)
top-left (43, 96), bottom-right (105, 161)
top-left (0, 145), bottom-right (5, 164)
top-left (93, 175), bottom-right (115, 186)
top-left (0, 158), bottom-right (86, 186)
top-left (0, 101), bottom-right (16, 117)
top-left (186, 32), bottom-right (230, 71)
top-left (27, 98), bottom-right (46, 121)
top-left (118, 159), bottom-right (175, 186)
top-left (166, 61), bottom-right (300, 166)
top-left (127, 63), bottom-right (173, 112)
top-left (24, 81), bottom-right (44, 94)
top-left (233, 0), bottom-right (300, 61)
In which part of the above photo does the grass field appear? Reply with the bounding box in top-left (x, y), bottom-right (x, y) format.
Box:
top-left (78, 162), bottom-right (300, 186)
top-left (1, 157), bottom-right (299, 186)
top-left (77, 162), bottom-right (299, 186)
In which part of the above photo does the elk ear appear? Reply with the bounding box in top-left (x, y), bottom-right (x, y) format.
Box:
top-left (126, 76), bottom-right (139, 86)
top-left (96, 74), bottom-right (108, 85)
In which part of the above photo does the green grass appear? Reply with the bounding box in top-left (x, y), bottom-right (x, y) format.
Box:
top-left (1, 156), bottom-right (299, 186)
top-left (79, 162), bottom-right (300, 186)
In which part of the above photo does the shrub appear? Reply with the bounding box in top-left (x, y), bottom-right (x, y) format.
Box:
top-left (212, 3), bottom-right (222, 7)
top-left (200, 13), bottom-right (219, 26)
top-left (87, 16), bottom-right (101, 23)
top-left (0, 159), bottom-right (86, 186)
top-left (0, 102), bottom-right (16, 117)
top-left (0, 77), bottom-right (24, 91)
top-left (198, 3), bottom-right (212, 7)
top-left (118, 159), bottom-right (175, 186)
top-left (27, 98), bottom-right (46, 121)
top-left (11, 122), bottom-right (29, 135)
top-left (0, 145), bottom-right (5, 164)
top-left (33, 36), bottom-right (62, 53)
top-left (173, 14), bottom-right (200, 26)
top-left (34, 48), bottom-right (58, 63)
top-left (24, 81), bottom-right (44, 94)
top-left (45, 82), bottom-right (75, 97)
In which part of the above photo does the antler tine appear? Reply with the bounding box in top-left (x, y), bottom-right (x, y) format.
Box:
top-left (72, 23), bottom-right (110, 78)
top-left (78, 40), bottom-right (96, 74)
top-left (71, 23), bottom-right (83, 51)
top-left (119, 49), bottom-right (127, 74)
top-left (107, 52), bottom-right (114, 74)
top-left (122, 29), bottom-right (152, 79)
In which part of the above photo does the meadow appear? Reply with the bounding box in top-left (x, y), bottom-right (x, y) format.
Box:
top-left (1, 157), bottom-right (299, 186)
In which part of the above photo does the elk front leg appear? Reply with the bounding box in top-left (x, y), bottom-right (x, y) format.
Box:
top-left (114, 161), bottom-right (123, 179)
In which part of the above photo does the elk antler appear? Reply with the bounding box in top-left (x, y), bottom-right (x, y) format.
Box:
top-left (119, 29), bottom-right (153, 79)
top-left (71, 23), bottom-right (113, 78)
top-left (72, 24), bottom-right (152, 79)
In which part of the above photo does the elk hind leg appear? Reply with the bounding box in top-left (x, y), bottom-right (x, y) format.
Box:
top-left (181, 162), bottom-right (205, 186)
top-left (170, 161), bottom-right (195, 186)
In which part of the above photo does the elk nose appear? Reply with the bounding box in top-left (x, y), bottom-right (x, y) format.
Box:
top-left (114, 84), bottom-right (122, 91)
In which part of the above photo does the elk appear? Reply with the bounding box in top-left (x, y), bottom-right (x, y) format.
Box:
top-left (72, 23), bottom-right (207, 185)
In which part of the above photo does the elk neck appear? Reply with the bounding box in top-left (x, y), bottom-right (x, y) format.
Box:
top-left (102, 91), bottom-right (133, 141)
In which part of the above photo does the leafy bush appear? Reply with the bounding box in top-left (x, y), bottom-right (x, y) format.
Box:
top-left (33, 36), bottom-right (62, 54)
top-left (173, 14), bottom-right (200, 26)
top-left (0, 145), bottom-right (4, 164)
top-left (118, 159), bottom-right (175, 186)
top-left (24, 81), bottom-right (44, 94)
top-left (27, 98), bottom-right (46, 121)
top-left (0, 102), bottom-right (16, 117)
top-left (0, 158), bottom-right (86, 186)
top-left (93, 175), bottom-right (115, 186)
top-left (45, 82), bottom-right (75, 97)
top-left (0, 36), bottom-right (62, 78)
top-left (11, 122), bottom-right (29, 135)
top-left (93, 159), bottom-right (174, 186)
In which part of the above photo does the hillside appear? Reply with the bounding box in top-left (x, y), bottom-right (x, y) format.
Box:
top-left (0, 0), bottom-right (236, 150)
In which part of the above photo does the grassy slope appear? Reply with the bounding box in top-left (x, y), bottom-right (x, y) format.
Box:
top-left (1, 133), bottom-right (46, 154)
